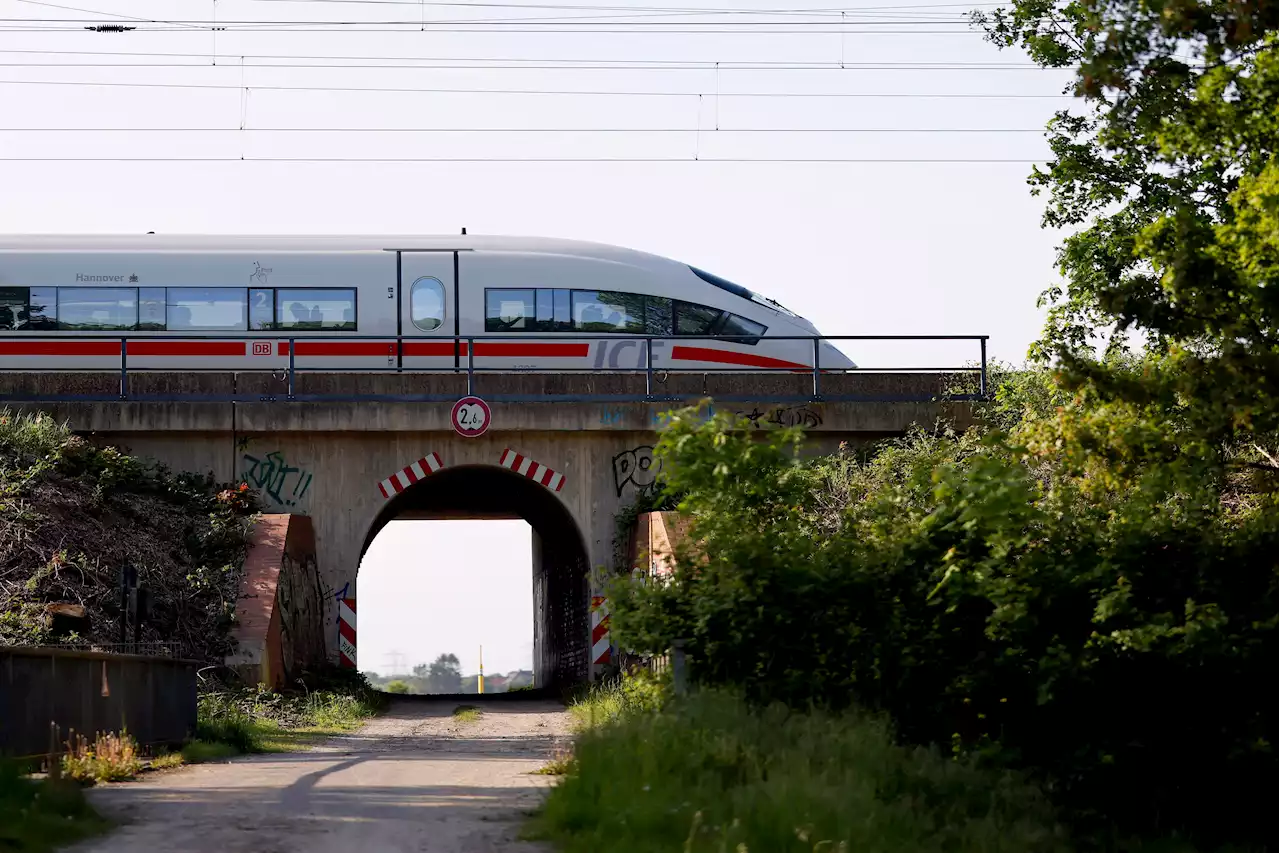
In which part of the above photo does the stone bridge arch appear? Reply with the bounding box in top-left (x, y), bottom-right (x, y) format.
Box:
top-left (358, 463), bottom-right (591, 689)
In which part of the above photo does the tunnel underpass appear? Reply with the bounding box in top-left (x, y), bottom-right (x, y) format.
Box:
top-left (359, 464), bottom-right (590, 689)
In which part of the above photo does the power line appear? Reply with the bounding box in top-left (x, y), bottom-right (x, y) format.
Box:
top-left (0, 126), bottom-right (1049, 131)
top-left (241, 0), bottom-right (1006, 11)
top-left (0, 60), bottom-right (1047, 70)
top-left (0, 48), bottom-right (1046, 69)
top-left (0, 78), bottom-right (1076, 97)
top-left (0, 155), bottom-right (1043, 162)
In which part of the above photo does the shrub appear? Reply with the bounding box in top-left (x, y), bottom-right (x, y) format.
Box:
top-left (384, 680), bottom-right (410, 694)
top-left (607, 392), bottom-right (1277, 847)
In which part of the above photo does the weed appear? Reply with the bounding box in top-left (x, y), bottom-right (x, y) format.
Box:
top-left (453, 705), bottom-right (482, 723)
top-left (148, 752), bottom-right (185, 770)
top-left (181, 741), bottom-right (241, 764)
top-left (61, 731), bottom-right (142, 783)
top-left (533, 748), bottom-right (575, 776)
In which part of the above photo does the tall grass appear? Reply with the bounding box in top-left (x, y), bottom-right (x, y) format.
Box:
top-left (192, 679), bottom-right (386, 757)
top-left (532, 690), bottom-right (1072, 853)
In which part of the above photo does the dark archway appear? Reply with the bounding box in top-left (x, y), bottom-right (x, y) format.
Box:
top-left (359, 465), bottom-right (589, 689)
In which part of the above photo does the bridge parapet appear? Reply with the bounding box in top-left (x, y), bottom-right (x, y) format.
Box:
top-left (0, 371), bottom-right (977, 433)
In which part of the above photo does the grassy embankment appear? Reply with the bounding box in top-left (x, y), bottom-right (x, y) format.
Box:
top-left (176, 673), bottom-right (387, 764)
top-left (529, 677), bottom-right (1214, 853)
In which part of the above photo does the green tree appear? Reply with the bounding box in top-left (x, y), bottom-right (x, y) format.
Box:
top-left (972, 0), bottom-right (1277, 469)
top-left (384, 680), bottom-right (410, 695)
top-left (425, 653), bottom-right (463, 694)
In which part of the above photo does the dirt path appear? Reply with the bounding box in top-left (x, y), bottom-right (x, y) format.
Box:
top-left (69, 697), bottom-right (573, 853)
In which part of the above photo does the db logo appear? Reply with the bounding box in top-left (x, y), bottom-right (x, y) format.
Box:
top-left (251, 341), bottom-right (273, 356)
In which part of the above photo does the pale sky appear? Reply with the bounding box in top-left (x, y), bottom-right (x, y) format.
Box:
top-left (359, 519), bottom-right (534, 675)
top-left (1, 0), bottom-right (1075, 671)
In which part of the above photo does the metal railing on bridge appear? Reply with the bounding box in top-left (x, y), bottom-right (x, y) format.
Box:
top-left (0, 333), bottom-right (989, 404)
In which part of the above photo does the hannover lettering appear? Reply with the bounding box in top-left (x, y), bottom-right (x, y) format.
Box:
top-left (74, 274), bottom-right (126, 282)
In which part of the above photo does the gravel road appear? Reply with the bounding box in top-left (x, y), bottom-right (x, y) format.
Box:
top-left (69, 697), bottom-right (573, 853)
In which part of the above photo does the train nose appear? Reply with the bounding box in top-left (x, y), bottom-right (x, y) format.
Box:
top-left (820, 340), bottom-right (857, 369)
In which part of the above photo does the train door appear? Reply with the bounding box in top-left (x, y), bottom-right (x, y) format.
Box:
top-left (399, 251), bottom-right (458, 370)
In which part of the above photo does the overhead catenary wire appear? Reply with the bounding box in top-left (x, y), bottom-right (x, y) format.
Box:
top-left (0, 155), bottom-right (1044, 162)
top-left (0, 78), bottom-right (1078, 97)
top-left (0, 125), bottom-right (1051, 131)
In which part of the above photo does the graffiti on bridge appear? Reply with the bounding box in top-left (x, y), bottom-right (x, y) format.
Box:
top-left (242, 449), bottom-right (314, 508)
top-left (613, 445), bottom-right (661, 497)
top-left (733, 405), bottom-right (823, 429)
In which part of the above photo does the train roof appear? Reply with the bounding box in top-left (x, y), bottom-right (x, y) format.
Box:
top-left (0, 233), bottom-right (663, 261)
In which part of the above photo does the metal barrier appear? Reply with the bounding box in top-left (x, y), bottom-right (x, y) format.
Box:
top-left (0, 333), bottom-right (989, 404)
top-left (0, 646), bottom-right (198, 758)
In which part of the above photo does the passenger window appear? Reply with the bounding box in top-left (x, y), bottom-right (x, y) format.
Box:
top-left (675, 300), bottom-right (722, 336)
top-left (532, 288), bottom-right (572, 331)
top-left (57, 287), bottom-right (138, 331)
top-left (24, 287), bottom-right (57, 330)
top-left (410, 278), bottom-right (445, 332)
top-left (719, 313), bottom-right (767, 345)
top-left (0, 286), bottom-right (24, 330)
top-left (276, 288), bottom-right (357, 330)
top-left (166, 287), bottom-right (248, 331)
top-left (573, 290), bottom-right (644, 333)
top-left (645, 296), bottom-right (673, 336)
top-left (138, 287), bottom-right (166, 331)
top-left (249, 288), bottom-right (274, 331)
top-left (486, 289), bottom-right (535, 331)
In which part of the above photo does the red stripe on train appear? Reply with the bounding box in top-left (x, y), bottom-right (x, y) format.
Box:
top-left (669, 345), bottom-right (807, 370)
top-left (280, 341), bottom-right (593, 357)
top-left (278, 341), bottom-right (397, 356)
top-left (0, 340), bottom-right (244, 356)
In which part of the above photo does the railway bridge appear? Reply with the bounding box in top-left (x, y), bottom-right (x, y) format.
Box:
top-left (0, 362), bottom-right (982, 687)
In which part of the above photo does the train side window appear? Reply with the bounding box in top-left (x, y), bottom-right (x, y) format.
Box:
top-left (167, 287), bottom-right (248, 331)
top-left (553, 289), bottom-right (571, 328)
top-left (0, 286), bottom-right (25, 330)
top-left (249, 288), bottom-right (275, 330)
top-left (138, 287), bottom-right (166, 331)
top-left (410, 278), bottom-right (444, 331)
top-left (645, 295), bottom-right (673, 336)
top-left (718, 313), bottom-right (767, 345)
top-left (485, 289), bottom-right (534, 331)
top-left (276, 288), bottom-right (357, 330)
top-left (572, 290), bottom-right (644, 333)
top-left (674, 300), bottom-right (722, 336)
top-left (25, 287), bottom-right (57, 330)
top-left (533, 288), bottom-right (572, 331)
top-left (57, 287), bottom-right (138, 331)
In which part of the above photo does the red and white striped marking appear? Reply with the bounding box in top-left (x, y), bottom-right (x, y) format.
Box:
top-left (338, 598), bottom-right (356, 668)
top-left (591, 596), bottom-right (611, 666)
top-left (378, 452), bottom-right (444, 498)
top-left (498, 448), bottom-right (565, 492)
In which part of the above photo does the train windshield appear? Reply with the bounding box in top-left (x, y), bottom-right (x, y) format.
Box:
top-left (687, 265), bottom-right (798, 318)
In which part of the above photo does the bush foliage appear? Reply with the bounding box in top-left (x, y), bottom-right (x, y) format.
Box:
top-left (608, 365), bottom-right (1276, 846)
top-left (0, 411), bottom-right (257, 658)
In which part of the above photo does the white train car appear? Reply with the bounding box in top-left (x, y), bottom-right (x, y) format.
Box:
top-left (0, 235), bottom-right (854, 374)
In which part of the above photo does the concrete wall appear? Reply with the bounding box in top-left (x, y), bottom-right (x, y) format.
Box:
top-left (228, 515), bottom-right (329, 688)
top-left (0, 646), bottom-right (197, 758)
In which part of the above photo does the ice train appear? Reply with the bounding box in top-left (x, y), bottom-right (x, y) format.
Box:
top-left (0, 235), bottom-right (854, 372)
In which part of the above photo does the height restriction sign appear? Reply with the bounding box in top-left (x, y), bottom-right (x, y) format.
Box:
top-left (451, 396), bottom-right (491, 437)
